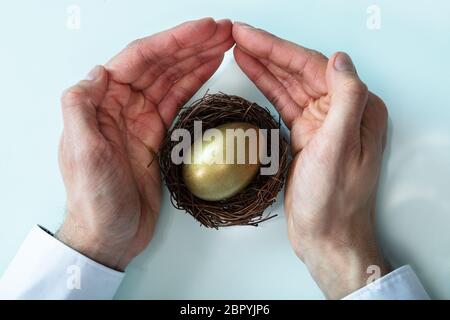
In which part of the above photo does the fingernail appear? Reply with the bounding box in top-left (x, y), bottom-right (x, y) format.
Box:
top-left (235, 21), bottom-right (254, 28)
top-left (334, 52), bottom-right (355, 73)
top-left (85, 65), bottom-right (102, 81)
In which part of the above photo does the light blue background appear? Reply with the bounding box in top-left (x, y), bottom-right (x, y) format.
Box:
top-left (1, 0), bottom-right (450, 299)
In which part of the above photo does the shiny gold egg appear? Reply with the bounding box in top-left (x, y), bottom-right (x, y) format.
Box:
top-left (182, 122), bottom-right (261, 201)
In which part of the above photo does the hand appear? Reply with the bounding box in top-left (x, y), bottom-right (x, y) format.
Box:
top-left (57, 18), bottom-right (233, 270)
top-left (233, 22), bottom-right (389, 299)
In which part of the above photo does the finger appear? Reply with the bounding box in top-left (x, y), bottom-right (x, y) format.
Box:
top-left (321, 52), bottom-right (368, 142)
top-left (233, 46), bottom-right (301, 128)
top-left (106, 18), bottom-right (231, 84)
top-left (137, 36), bottom-right (234, 106)
top-left (258, 57), bottom-right (313, 107)
top-left (130, 19), bottom-right (233, 91)
top-left (235, 44), bottom-right (312, 107)
top-left (232, 22), bottom-right (327, 96)
top-left (157, 55), bottom-right (224, 128)
top-left (61, 65), bottom-right (108, 139)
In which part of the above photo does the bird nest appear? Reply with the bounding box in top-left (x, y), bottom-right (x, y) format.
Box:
top-left (159, 92), bottom-right (289, 228)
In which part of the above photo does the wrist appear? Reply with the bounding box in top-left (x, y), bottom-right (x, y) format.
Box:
top-left (301, 238), bottom-right (390, 299)
top-left (56, 216), bottom-right (127, 271)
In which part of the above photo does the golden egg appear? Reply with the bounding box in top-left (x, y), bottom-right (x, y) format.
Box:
top-left (182, 122), bottom-right (261, 201)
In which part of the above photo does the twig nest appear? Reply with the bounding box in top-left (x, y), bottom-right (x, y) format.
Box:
top-left (159, 92), bottom-right (289, 228)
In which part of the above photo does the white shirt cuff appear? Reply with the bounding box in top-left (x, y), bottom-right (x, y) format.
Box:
top-left (343, 265), bottom-right (429, 300)
top-left (0, 225), bottom-right (124, 300)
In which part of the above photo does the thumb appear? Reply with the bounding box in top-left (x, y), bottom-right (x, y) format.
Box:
top-left (322, 52), bottom-right (368, 142)
top-left (61, 65), bottom-right (108, 138)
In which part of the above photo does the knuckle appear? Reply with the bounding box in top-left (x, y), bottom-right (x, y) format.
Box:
top-left (343, 78), bottom-right (368, 96)
top-left (370, 93), bottom-right (389, 122)
top-left (61, 85), bottom-right (89, 107)
top-left (126, 38), bottom-right (142, 48)
top-left (369, 92), bottom-right (383, 105)
top-left (378, 102), bottom-right (388, 123)
top-left (377, 97), bottom-right (388, 118)
top-left (310, 49), bottom-right (328, 62)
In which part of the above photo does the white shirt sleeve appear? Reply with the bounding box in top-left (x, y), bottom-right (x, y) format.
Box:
top-left (343, 265), bottom-right (430, 300)
top-left (0, 225), bottom-right (124, 300)
top-left (0, 225), bottom-right (430, 300)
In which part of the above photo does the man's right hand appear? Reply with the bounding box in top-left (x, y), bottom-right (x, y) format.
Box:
top-left (57, 18), bottom-right (233, 271)
top-left (233, 22), bottom-right (389, 299)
